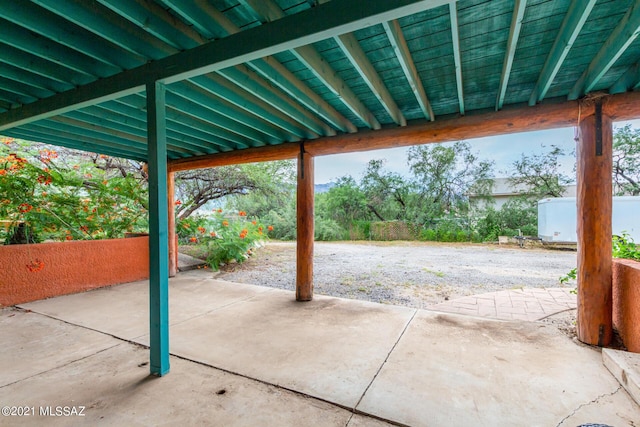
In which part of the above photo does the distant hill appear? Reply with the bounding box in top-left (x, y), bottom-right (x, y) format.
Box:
top-left (315, 182), bottom-right (335, 193)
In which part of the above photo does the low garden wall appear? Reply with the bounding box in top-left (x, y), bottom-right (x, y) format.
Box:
top-left (613, 258), bottom-right (640, 353)
top-left (0, 237), bottom-right (149, 306)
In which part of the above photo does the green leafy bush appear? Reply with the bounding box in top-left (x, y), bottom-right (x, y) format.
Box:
top-left (613, 233), bottom-right (640, 261)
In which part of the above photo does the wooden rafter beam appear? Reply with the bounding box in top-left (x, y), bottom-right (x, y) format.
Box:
top-left (1, 0), bottom-right (443, 131)
top-left (242, 0), bottom-right (382, 129)
top-left (335, 33), bottom-right (406, 126)
top-left (496, 0), bottom-right (527, 111)
top-left (569, 0), bottom-right (640, 100)
top-left (449, 2), bottom-right (464, 115)
top-left (529, 0), bottom-right (596, 106)
top-left (610, 61), bottom-right (640, 94)
top-left (168, 91), bottom-right (640, 172)
top-left (383, 19), bottom-right (434, 121)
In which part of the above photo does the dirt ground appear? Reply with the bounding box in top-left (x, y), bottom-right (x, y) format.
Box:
top-left (215, 241), bottom-right (578, 308)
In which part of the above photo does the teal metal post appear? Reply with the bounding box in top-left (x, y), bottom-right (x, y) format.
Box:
top-left (146, 81), bottom-right (170, 376)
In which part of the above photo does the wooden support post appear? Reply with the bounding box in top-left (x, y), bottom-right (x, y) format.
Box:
top-left (296, 146), bottom-right (314, 301)
top-left (167, 171), bottom-right (178, 277)
top-left (576, 100), bottom-right (613, 347)
top-left (147, 81), bottom-right (170, 376)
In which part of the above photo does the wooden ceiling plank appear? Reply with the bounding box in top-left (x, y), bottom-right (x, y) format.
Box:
top-left (569, 0), bottom-right (640, 100)
top-left (335, 32), bottom-right (406, 126)
top-left (383, 19), bottom-right (434, 121)
top-left (449, 2), bottom-right (465, 115)
top-left (169, 91), bottom-right (640, 171)
top-left (529, 0), bottom-right (597, 105)
top-left (495, 0), bottom-right (527, 111)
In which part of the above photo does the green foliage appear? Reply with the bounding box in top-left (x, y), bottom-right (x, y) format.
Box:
top-left (0, 139), bottom-right (148, 243)
top-left (179, 210), bottom-right (274, 271)
top-left (408, 141), bottom-right (494, 220)
top-left (613, 125), bottom-right (640, 196)
top-left (613, 233), bottom-right (640, 261)
top-left (508, 144), bottom-right (573, 201)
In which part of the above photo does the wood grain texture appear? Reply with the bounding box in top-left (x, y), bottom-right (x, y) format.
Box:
top-left (576, 109), bottom-right (613, 347)
top-left (168, 91), bottom-right (640, 171)
top-left (296, 151), bottom-right (314, 302)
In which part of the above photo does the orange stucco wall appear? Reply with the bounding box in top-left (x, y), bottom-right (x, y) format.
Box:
top-left (613, 258), bottom-right (640, 353)
top-left (0, 237), bottom-right (149, 306)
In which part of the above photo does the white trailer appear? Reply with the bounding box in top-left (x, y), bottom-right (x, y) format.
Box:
top-left (538, 196), bottom-right (640, 243)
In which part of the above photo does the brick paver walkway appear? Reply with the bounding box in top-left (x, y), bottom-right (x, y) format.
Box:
top-left (428, 288), bottom-right (577, 322)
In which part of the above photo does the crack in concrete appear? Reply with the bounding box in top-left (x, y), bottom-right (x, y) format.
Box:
top-left (555, 385), bottom-right (623, 427)
top-left (353, 309), bottom-right (418, 411)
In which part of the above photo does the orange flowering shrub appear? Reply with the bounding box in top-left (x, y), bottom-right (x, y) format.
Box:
top-left (177, 210), bottom-right (274, 271)
top-left (0, 138), bottom-right (148, 244)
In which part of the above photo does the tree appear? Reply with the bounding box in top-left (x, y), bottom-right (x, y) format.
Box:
top-left (613, 125), bottom-right (640, 196)
top-left (175, 160), bottom-right (295, 220)
top-left (507, 145), bottom-right (573, 201)
top-left (360, 159), bottom-right (413, 221)
top-left (0, 138), bottom-right (148, 242)
top-left (319, 175), bottom-right (370, 225)
top-left (407, 141), bottom-right (494, 221)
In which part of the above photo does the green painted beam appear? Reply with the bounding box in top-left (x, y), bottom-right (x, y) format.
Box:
top-left (3, 128), bottom-right (147, 161)
top-left (20, 122), bottom-right (148, 158)
top-left (63, 109), bottom-right (210, 156)
top-left (335, 32), bottom-right (406, 126)
top-left (0, 19), bottom-right (120, 78)
top-left (529, 0), bottom-right (596, 105)
top-left (242, 0), bottom-right (381, 129)
top-left (146, 81), bottom-right (170, 377)
top-left (171, 82), bottom-right (288, 144)
top-left (191, 74), bottom-right (314, 139)
top-left (383, 19), bottom-right (434, 122)
top-left (248, 58), bottom-right (355, 133)
top-left (495, 0), bottom-right (527, 111)
top-left (1, 1), bottom-right (143, 70)
top-left (449, 2), bottom-right (464, 115)
top-left (610, 61), bottom-right (640, 94)
top-left (569, 0), bottom-right (640, 100)
top-left (97, 0), bottom-right (207, 50)
top-left (112, 96), bottom-right (245, 151)
top-left (217, 66), bottom-right (334, 136)
top-left (0, 77), bottom-right (52, 101)
top-left (0, 0), bottom-right (447, 131)
top-left (0, 62), bottom-right (72, 94)
top-left (0, 44), bottom-right (93, 87)
top-left (32, 0), bottom-right (176, 60)
top-left (164, 0), bottom-right (354, 134)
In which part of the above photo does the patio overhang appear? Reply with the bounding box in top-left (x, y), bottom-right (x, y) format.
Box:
top-left (2, 0), bottom-right (640, 374)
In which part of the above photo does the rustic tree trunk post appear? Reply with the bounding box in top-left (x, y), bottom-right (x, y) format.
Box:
top-left (576, 100), bottom-right (613, 346)
top-left (167, 171), bottom-right (178, 277)
top-left (296, 147), bottom-right (314, 301)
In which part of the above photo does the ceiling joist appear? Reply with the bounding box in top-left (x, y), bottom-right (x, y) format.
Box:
top-left (495, 0), bottom-right (527, 111)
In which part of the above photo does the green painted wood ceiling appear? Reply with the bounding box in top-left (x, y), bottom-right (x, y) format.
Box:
top-left (1, 0), bottom-right (639, 161)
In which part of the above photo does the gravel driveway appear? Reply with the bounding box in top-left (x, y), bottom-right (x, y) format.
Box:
top-left (217, 241), bottom-right (577, 309)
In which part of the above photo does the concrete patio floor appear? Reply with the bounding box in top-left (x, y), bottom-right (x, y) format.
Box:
top-left (2, 270), bottom-right (639, 426)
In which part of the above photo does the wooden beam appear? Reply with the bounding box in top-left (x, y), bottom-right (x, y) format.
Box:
top-left (335, 33), bottom-right (406, 126)
top-left (383, 19), bottom-right (434, 121)
top-left (0, 0), bottom-right (447, 131)
top-left (296, 149), bottom-right (314, 301)
top-left (496, 0), bottom-right (527, 111)
top-left (609, 61), bottom-right (640, 94)
top-left (168, 91), bottom-right (640, 171)
top-left (576, 102), bottom-right (613, 347)
top-left (167, 171), bottom-right (177, 278)
top-left (449, 2), bottom-right (465, 115)
top-left (569, 0), bottom-right (640, 100)
top-left (529, 0), bottom-right (596, 105)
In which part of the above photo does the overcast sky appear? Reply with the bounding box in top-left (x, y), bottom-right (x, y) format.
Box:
top-left (313, 119), bottom-right (640, 184)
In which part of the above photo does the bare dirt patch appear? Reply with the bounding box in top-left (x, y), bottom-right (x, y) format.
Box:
top-left (216, 241), bottom-right (577, 309)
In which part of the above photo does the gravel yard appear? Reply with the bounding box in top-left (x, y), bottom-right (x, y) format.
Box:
top-left (216, 241), bottom-right (577, 309)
